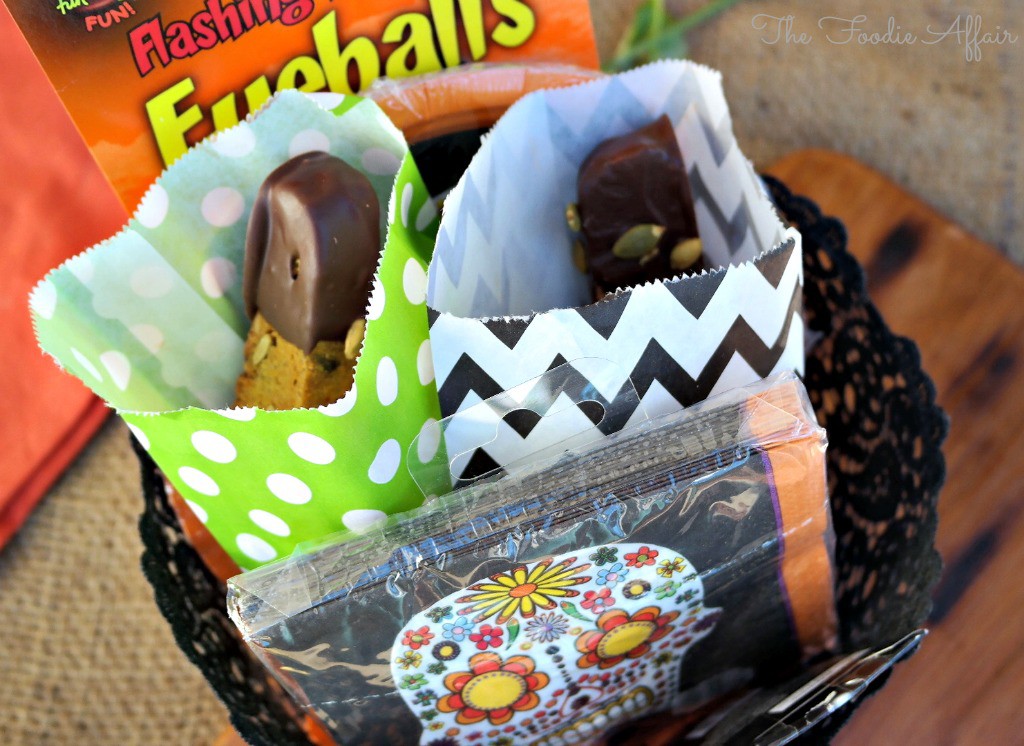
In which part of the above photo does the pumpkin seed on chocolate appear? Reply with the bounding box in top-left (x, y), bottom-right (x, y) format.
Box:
top-left (639, 246), bottom-right (661, 267)
top-left (611, 224), bottom-right (666, 260)
top-left (670, 237), bottom-right (703, 271)
top-left (566, 202), bottom-right (582, 232)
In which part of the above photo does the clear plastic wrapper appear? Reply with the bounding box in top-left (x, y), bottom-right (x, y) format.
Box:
top-left (228, 372), bottom-right (836, 744)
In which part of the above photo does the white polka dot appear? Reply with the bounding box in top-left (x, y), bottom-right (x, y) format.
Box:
top-left (192, 430), bottom-right (237, 463)
top-left (248, 509), bottom-right (291, 537)
top-left (319, 385), bottom-right (356, 416)
top-left (288, 432), bottom-right (335, 465)
top-left (195, 328), bottom-right (238, 363)
top-left (267, 473), bottom-right (312, 504)
top-left (402, 259), bottom-right (427, 305)
top-left (306, 92), bottom-right (346, 110)
top-left (70, 347), bottom-right (102, 382)
top-left (417, 339), bottom-right (435, 386)
top-left (136, 184), bottom-right (169, 229)
top-left (417, 418), bottom-right (441, 463)
top-left (30, 281), bottom-right (57, 320)
top-left (400, 182), bottom-right (414, 227)
top-left (216, 406), bottom-right (257, 421)
top-left (361, 147), bottom-right (401, 175)
top-left (130, 324), bottom-right (164, 354)
top-left (236, 533), bottom-right (277, 563)
top-left (211, 122), bottom-right (256, 157)
top-left (201, 187), bottom-right (245, 227)
top-left (186, 500), bottom-right (208, 524)
top-left (160, 362), bottom-right (189, 388)
top-left (99, 351), bottom-right (131, 391)
top-left (126, 423), bottom-right (149, 450)
top-left (67, 255), bottom-right (94, 286)
top-left (178, 466), bottom-right (220, 496)
top-left (377, 357), bottom-right (398, 406)
top-left (416, 199), bottom-right (438, 232)
top-left (342, 508), bottom-right (388, 532)
top-left (289, 129), bottom-right (330, 157)
top-left (200, 257), bottom-right (237, 298)
top-left (368, 439), bottom-right (401, 484)
top-left (130, 265), bottom-right (175, 299)
top-left (366, 277), bottom-right (385, 321)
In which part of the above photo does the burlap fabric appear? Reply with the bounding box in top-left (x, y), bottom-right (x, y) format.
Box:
top-left (672, 0), bottom-right (1023, 261)
top-left (0, 1), bottom-right (1019, 744)
top-left (0, 418), bottom-right (229, 744)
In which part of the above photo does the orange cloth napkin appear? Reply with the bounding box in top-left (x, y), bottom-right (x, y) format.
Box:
top-left (0, 5), bottom-right (127, 549)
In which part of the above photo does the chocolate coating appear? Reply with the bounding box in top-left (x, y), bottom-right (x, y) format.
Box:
top-left (577, 115), bottom-right (699, 292)
top-left (243, 152), bottom-right (381, 354)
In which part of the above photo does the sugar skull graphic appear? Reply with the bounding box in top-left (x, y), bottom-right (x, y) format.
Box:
top-left (391, 544), bottom-right (721, 744)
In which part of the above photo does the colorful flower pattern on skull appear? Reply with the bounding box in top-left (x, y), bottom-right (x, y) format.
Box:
top-left (456, 556), bottom-right (592, 624)
top-left (391, 544), bottom-right (720, 744)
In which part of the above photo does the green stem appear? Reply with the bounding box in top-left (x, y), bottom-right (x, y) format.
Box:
top-left (613, 0), bottom-right (745, 67)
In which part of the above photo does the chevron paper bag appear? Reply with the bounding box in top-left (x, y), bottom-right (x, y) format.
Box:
top-left (426, 61), bottom-right (803, 482)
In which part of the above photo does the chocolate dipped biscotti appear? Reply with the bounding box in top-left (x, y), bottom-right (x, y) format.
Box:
top-left (236, 151), bottom-right (381, 409)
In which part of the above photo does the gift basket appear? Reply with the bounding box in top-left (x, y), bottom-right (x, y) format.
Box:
top-left (29, 19), bottom-right (945, 745)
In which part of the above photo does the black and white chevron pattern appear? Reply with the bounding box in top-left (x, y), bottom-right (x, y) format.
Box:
top-left (432, 240), bottom-right (803, 482)
top-left (425, 61), bottom-right (805, 481)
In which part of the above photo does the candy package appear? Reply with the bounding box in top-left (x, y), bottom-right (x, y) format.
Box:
top-left (228, 371), bottom-right (836, 744)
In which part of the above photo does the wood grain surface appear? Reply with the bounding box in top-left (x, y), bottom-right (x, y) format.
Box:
top-left (767, 149), bottom-right (1024, 745)
top-left (218, 151), bottom-right (1024, 745)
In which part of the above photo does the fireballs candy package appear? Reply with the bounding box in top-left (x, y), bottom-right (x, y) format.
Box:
top-left (228, 373), bottom-right (837, 744)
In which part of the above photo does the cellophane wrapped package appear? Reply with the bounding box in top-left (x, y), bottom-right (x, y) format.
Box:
top-left (228, 372), bottom-right (836, 744)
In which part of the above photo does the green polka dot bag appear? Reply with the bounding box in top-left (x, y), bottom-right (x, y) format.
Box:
top-left (31, 91), bottom-right (443, 571)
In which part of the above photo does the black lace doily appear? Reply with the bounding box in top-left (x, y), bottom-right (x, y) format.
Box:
top-left (135, 179), bottom-right (946, 745)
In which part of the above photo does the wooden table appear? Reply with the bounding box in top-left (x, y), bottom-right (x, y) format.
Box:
top-left (768, 150), bottom-right (1024, 745)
